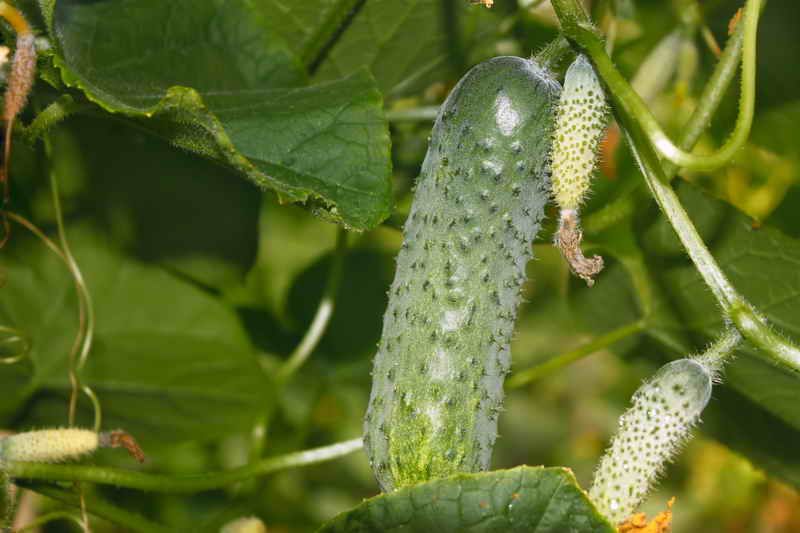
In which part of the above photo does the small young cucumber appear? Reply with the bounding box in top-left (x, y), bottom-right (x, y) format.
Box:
top-left (551, 55), bottom-right (607, 213)
top-left (0, 428), bottom-right (145, 465)
top-left (364, 56), bottom-right (560, 491)
top-left (0, 428), bottom-right (100, 464)
top-left (551, 55), bottom-right (608, 286)
top-left (589, 358), bottom-right (714, 524)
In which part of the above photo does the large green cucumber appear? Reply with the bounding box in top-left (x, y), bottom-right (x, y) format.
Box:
top-left (364, 56), bottom-right (561, 491)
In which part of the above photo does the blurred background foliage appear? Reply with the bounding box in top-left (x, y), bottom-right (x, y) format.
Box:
top-left (1, 0), bottom-right (799, 531)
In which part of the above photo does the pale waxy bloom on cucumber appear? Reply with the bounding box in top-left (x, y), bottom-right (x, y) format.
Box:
top-left (550, 54), bottom-right (609, 286)
top-left (220, 516), bottom-right (267, 533)
top-left (589, 358), bottom-right (714, 524)
top-left (0, 428), bottom-right (145, 464)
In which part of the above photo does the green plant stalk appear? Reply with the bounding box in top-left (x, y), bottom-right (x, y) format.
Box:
top-left (507, 321), bottom-right (645, 389)
top-left (621, 124), bottom-right (800, 372)
top-left (551, 0), bottom-right (760, 172)
top-left (661, 16), bottom-right (746, 180)
top-left (23, 95), bottom-right (90, 142)
top-left (19, 483), bottom-right (170, 533)
top-left (277, 228), bottom-right (347, 382)
top-left (7, 438), bottom-right (363, 493)
top-left (694, 328), bottom-right (742, 370)
top-left (551, 0), bottom-right (800, 373)
top-left (250, 229), bottom-right (348, 469)
top-left (586, 16), bottom-right (743, 235)
top-left (46, 150), bottom-right (96, 375)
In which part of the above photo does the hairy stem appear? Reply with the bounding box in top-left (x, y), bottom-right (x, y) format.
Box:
top-left (622, 125), bottom-right (800, 372)
top-left (23, 95), bottom-right (94, 143)
top-left (662, 13), bottom-right (747, 179)
top-left (586, 14), bottom-right (743, 235)
top-left (551, 0), bottom-right (800, 373)
top-left (7, 438), bottom-right (363, 493)
top-left (551, 0), bottom-right (761, 172)
top-left (694, 328), bottom-right (742, 372)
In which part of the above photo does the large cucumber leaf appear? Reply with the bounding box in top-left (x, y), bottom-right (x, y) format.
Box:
top-left (318, 466), bottom-right (615, 532)
top-left (36, 0), bottom-right (392, 230)
top-left (0, 226), bottom-right (267, 447)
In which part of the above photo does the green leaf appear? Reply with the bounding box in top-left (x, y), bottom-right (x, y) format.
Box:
top-left (0, 227), bottom-right (267, 446)
top-left (309, 0), bottom-right (455, 97)
top-left (754, 100), bottom-right (800, 238)
top-left (317, 466), bottom-right (615, 532)
top-left (234, 1), bottom-right (503, 97)
top-left (254, 0), bottom-right (363, 67)
top-left (64, 116), bottom-right (261, 292)
top-left (41, 0), bottom-right (392, 230)
top-left (704, 385), bottom-right (800, 488)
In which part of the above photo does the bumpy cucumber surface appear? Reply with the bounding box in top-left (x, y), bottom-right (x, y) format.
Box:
top-left (551, 54), bottom-right (608, 212)
top-left (589, 358), bottom-right (714, 523)
top-left (364, 56), bottom-right (560, 492)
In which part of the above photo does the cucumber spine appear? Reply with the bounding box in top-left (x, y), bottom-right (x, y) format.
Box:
top-left (364, 56), bottom-right (560, 491)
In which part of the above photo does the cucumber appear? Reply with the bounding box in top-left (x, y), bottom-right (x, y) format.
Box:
top-left (364, 56), bottom-right (560, 491)
top-left (551, 55), bottom-right (608, 213)
top-left (551, 54), bottom-right (608, 286)
top-left (0, 429), bottom-right (144, 464)
top-left (589, 358), bottom-right (714, 523)
top-left (0, 428), bottom-right (99, 463)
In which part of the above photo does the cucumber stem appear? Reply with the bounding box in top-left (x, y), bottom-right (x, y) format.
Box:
top-left (552, 0), bottom-right (800, 374)
top-left (6, 438), bottom-right (363, 493)
top-left (551, 0), bottom-right (761, 172)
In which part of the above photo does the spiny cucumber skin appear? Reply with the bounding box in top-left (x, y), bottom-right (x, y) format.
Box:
top-left (551, 55), bottom-right (608, 211)
top-left (364, 56), bottom-right (561, 492)
top-left (589, 359), bottom-right (713, 524)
